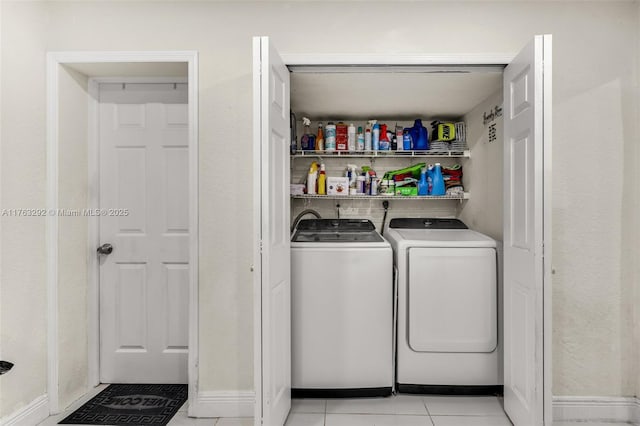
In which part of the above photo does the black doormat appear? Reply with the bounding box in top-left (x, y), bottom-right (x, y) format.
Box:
top-left (59, 384), bottom-right (187, 425)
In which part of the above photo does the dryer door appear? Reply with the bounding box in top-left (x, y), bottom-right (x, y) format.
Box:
top-left (407, 247), bottom-right (497, 353)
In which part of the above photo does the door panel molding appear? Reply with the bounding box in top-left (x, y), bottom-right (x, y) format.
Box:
top-left (98, 88), bottom-right (189, 383)
top-left (46, 51), bottom-right (198, 415)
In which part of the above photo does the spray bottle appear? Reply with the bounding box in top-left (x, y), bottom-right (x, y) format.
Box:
top-left (379, 124), bottom-right (390, 150)
top-left (300, 117), bottom-right (316, 150)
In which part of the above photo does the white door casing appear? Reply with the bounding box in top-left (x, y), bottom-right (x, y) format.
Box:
top-left (99, 82), bottom-right (189, 383)
top-left (503, 35), bottom-right (552, 426)
top-left (251, 42), bottom-right (551, 426)
top-left (253, 36), bottom-right (292, 426)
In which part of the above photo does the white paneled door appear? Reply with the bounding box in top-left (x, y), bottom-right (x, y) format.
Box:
top-left (503, 35), bottom-right (552, 426)
top-left (253, 37), bottom-right (292, 426)
top-left (99, 83), bottom-right (189, 384)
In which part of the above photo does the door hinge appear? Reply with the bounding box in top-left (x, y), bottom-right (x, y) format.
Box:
top-left (259, 239), bottom-right (263, 254)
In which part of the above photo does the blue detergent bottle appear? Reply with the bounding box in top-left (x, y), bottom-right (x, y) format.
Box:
top-left (431, 163), bottom-right (446, 196)
top-left (408, 119), bottom-right (429, 150)
top-left (418, 167), bottom-right (428, 196)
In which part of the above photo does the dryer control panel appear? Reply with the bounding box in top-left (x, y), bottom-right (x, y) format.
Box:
top-left (389, 218), bottom-right (468, 229)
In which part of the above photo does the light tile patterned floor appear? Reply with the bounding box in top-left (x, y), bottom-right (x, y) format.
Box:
top-left (40, 391), bottom-right (632, 425)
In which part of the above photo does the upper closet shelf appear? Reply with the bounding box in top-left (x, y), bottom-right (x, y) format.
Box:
top-left (291, 149), bottom-right (470, 159)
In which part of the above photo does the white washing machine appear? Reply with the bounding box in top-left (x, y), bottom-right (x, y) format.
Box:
top-left (385, 218), bottom-right (501, 394)
top-left (291, 219), bottom-right (393, 397)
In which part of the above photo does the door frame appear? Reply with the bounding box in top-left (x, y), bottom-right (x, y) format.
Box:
top-left (254, 51), bottom-right (551, 425)
top-left (46, 51), bottom-right (199, 415)
top-left (88, 75), bottom-right (190, 385)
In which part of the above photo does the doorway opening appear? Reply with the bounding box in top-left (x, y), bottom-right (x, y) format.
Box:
top-left (46, 52), bottom-right (199, 416)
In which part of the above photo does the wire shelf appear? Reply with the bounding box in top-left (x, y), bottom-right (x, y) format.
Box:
top-left (291, 193), bottom-right (470, 201)
top-left (291, 149), bottom-right (470, 159)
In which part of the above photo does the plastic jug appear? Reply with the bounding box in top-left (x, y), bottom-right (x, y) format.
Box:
top-left (408, 119), bottom-right (429, 150)
top-left (417, 168), bottom-right (428, 196)
top-left (430, 163), bottom-right (446, 196)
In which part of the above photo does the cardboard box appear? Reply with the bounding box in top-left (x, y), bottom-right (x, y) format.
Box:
top-left (327, 177), bottom-right (350, 196)
top-left (336, 123), bottom-right (348, 151)
top-left (396, 186), bottom-right (418, 196)
top-left (290, 184), bottom-right (306, 195)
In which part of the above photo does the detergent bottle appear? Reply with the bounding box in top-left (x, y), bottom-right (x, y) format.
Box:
top-left (431, 163), bottom-right (446, 196)
top-left (372, 123), bottom-right (380, 150)
top-left (408, 119), bottom-right (429, 150)
top-left (417, 167), bottom-right (428, 196)
top-left (307, 162), bottom-right (318, 195)
top-left (317, 163), bottom-right (326, 195)
top-left (403, 129), bottom-right (412, 150)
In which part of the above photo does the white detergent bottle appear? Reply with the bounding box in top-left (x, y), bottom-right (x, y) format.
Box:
top-left (307, 162), bottom-right (318, 195)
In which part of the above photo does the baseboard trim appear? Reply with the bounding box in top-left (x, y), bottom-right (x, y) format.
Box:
top-left (553, 395), bottom-right (638, 423)
top-left (1, 394), bottom-right (50, 426)
top-left (189, 390), bottom-right (254, 418)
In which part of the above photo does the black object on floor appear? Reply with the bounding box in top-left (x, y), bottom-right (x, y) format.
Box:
top-left (292, 386), bottom-right (393, 398)
top-left (397, 383), bottom-right (503, 396)
top-left (58, 384), bottom-right (187, 425)
top-left (0, 361), bottom-right (14, 375)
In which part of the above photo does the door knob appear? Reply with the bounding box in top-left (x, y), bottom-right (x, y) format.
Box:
top-left (97, 243), bottom-right (113, 255)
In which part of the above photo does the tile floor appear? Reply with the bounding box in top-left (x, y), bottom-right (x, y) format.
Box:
top-left (286, 395), bottom-right (511, 426)
top-left (39, 389), bottom-right (633, 426)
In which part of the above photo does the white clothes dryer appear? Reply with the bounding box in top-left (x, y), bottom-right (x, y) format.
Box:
top-left (385, 218), bottom-right (501, 394)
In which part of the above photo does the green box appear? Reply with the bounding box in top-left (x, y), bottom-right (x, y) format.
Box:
top-left (396, 186), bottom-right (418, 196)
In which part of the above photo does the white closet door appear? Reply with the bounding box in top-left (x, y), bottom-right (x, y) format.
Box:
top-left (253, 37), bottom-right (291, 426)
top-left (503, 35), bottom-right (552, 426)
top-left (99, 83), bottom-right (189, 384)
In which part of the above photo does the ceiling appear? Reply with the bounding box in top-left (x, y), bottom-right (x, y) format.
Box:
top-left (290, 67), bottom-right (503, 120)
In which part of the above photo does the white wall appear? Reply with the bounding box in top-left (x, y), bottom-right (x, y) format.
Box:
top-left (634, 0), bottom-right (640, 400)
top-left (0, 1), bottom-right (49, 418)
top-left (459, 90), bottom-right (504, 241)
top-left (57, 65), bottom-right (90, 410)
top-left (1, 0), bottom-right (639, 418)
